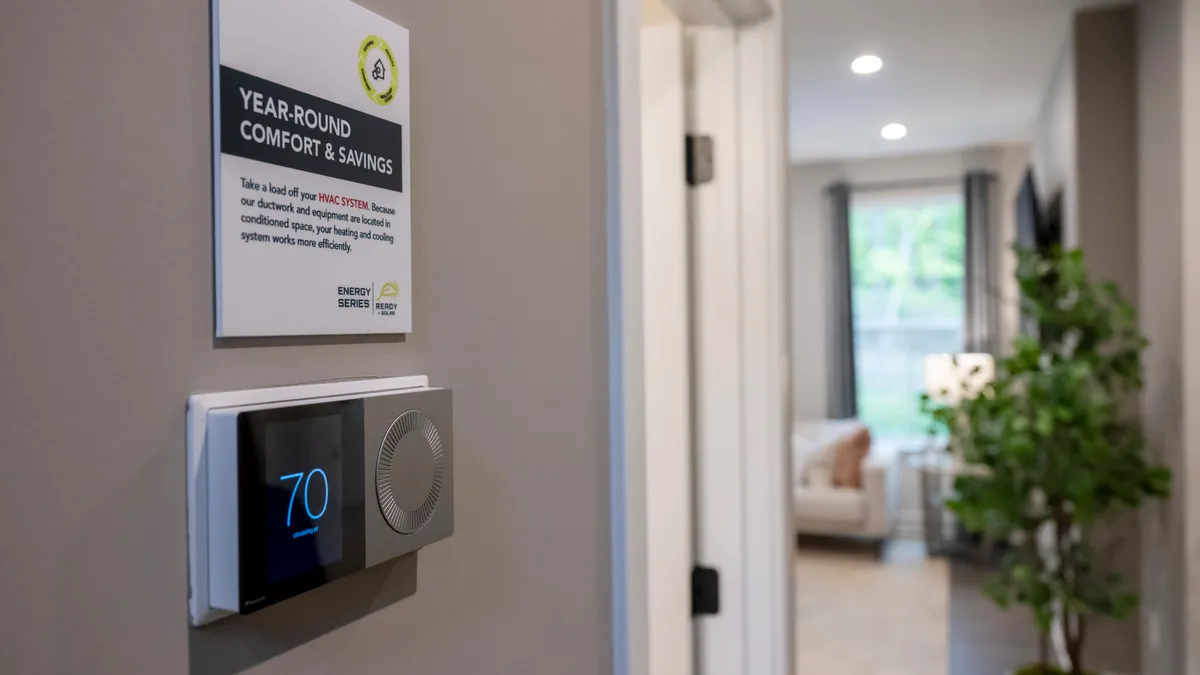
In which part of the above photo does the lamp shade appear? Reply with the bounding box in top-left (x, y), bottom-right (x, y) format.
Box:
top-left (924, 353), bottom-right (995, 405)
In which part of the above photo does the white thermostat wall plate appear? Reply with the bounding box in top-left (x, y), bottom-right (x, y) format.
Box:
top-left (186, 376), bottom-right (454, 626)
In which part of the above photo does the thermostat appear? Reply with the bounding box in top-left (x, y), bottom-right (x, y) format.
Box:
top-left (186, 377), bottom-right (453, 626)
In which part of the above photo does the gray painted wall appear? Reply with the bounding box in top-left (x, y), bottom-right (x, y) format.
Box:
top-left (1032, 8), bottom-right (1140, 288)
top-left (1183, 0), bottom-right (1200, 669)
top-left (1045, 8), bottom-right (1143, 669)
top-left (0, 1), bottom-right (611, 673)
top-left (1138, 0), bottom-right (1185, 672)
top-left (1030, 5), bottom-right (1139, 302)
top-left (1067, 13), bottom-right (1143, 669)
top-left (1076, 6), bottom-right (1140, 311)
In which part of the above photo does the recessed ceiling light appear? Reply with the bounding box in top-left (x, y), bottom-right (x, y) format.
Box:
top-left (881, 123), bottom-right (908, 140)
top-left (851, 54), bottom-right (883, 75)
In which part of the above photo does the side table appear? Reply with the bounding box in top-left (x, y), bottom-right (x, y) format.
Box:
top-left (904, 448), bottom-right (990, 561)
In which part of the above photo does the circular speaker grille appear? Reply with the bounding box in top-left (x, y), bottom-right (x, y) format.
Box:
top-left (376, 410), bottom-right (445, 534)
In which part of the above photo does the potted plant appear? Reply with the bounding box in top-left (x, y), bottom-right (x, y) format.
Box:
top-left (924, 247), bottom-right (1172, 675)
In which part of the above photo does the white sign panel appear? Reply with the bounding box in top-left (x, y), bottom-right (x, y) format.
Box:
top-left (213, 0), bottom-right (411, 336)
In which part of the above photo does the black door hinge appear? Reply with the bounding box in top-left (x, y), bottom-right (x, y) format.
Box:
top-left (691, 565), bottom-right (720, 616)
top-left (686, 134), bottom-right (714, 187)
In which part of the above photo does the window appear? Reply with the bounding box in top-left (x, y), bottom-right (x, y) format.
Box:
top-left (849, 189), bottom-right (965, 441)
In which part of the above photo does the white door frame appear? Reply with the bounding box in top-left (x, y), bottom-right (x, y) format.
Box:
top-left (604, 1), bottom-right (791, 674)
top-left (641, 5), bottom-right (694, 675)
top-left (731, 4), bottom-right (792, 674)
top-left (687, 19), bottom-right (748, 674)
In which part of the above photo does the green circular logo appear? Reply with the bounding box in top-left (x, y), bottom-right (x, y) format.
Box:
top-left (358, 35), bottom-right (398, 106)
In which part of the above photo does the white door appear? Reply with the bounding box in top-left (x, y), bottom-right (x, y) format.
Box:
top-left (640, 1), bottom-right (694, 674)
top-left (610, 3), bottom-right (790, 675)
top-left (685, 25), bottom-right (749, 675)
top-left (687, 9), bottom-right (792, 674)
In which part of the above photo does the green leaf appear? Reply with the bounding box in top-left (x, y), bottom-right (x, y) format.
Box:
top-left (983, 576), bottom-right (1013, 608)
top-left (1034, 408), bottom-right (1054, 437)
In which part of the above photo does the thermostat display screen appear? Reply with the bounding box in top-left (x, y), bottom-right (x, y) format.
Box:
top-left (264, 415), bottom-right (344, 583)
top-left (237, 400), bottom-right (367, 614)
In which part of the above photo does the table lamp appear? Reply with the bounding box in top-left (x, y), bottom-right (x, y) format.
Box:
top-left (923, 353), bottom-right (995, 405)
top-left (920, 353), bottom-right (995, 556)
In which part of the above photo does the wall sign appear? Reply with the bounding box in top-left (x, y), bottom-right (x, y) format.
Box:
top-left (212, 0), bottom-right (411, 336)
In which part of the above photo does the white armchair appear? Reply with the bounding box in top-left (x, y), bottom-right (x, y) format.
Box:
top-left (792, 420), bottom-right (893, 554)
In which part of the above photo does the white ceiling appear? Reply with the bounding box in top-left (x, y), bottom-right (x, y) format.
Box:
top-left (787, 0), bottom-right (1126, 163)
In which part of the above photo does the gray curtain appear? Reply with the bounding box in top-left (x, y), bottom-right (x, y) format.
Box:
top-left (825, 182), bottom-right (857, 419)
top-left (964, 172), bottom-right (999, 354)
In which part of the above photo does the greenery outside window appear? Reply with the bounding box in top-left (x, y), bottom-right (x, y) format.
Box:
top-left (850, 188), bottom-right (965, 440)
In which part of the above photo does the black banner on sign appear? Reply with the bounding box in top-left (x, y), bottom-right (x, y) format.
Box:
top-left (219, 66), bottom-right (404, 193)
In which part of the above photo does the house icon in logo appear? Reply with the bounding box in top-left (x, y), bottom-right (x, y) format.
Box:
top-left (357, 34), bottom-right (398, 106)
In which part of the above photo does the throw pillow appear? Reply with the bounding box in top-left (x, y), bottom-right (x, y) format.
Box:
top-left (831, 425), bottom-right (871, 489)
